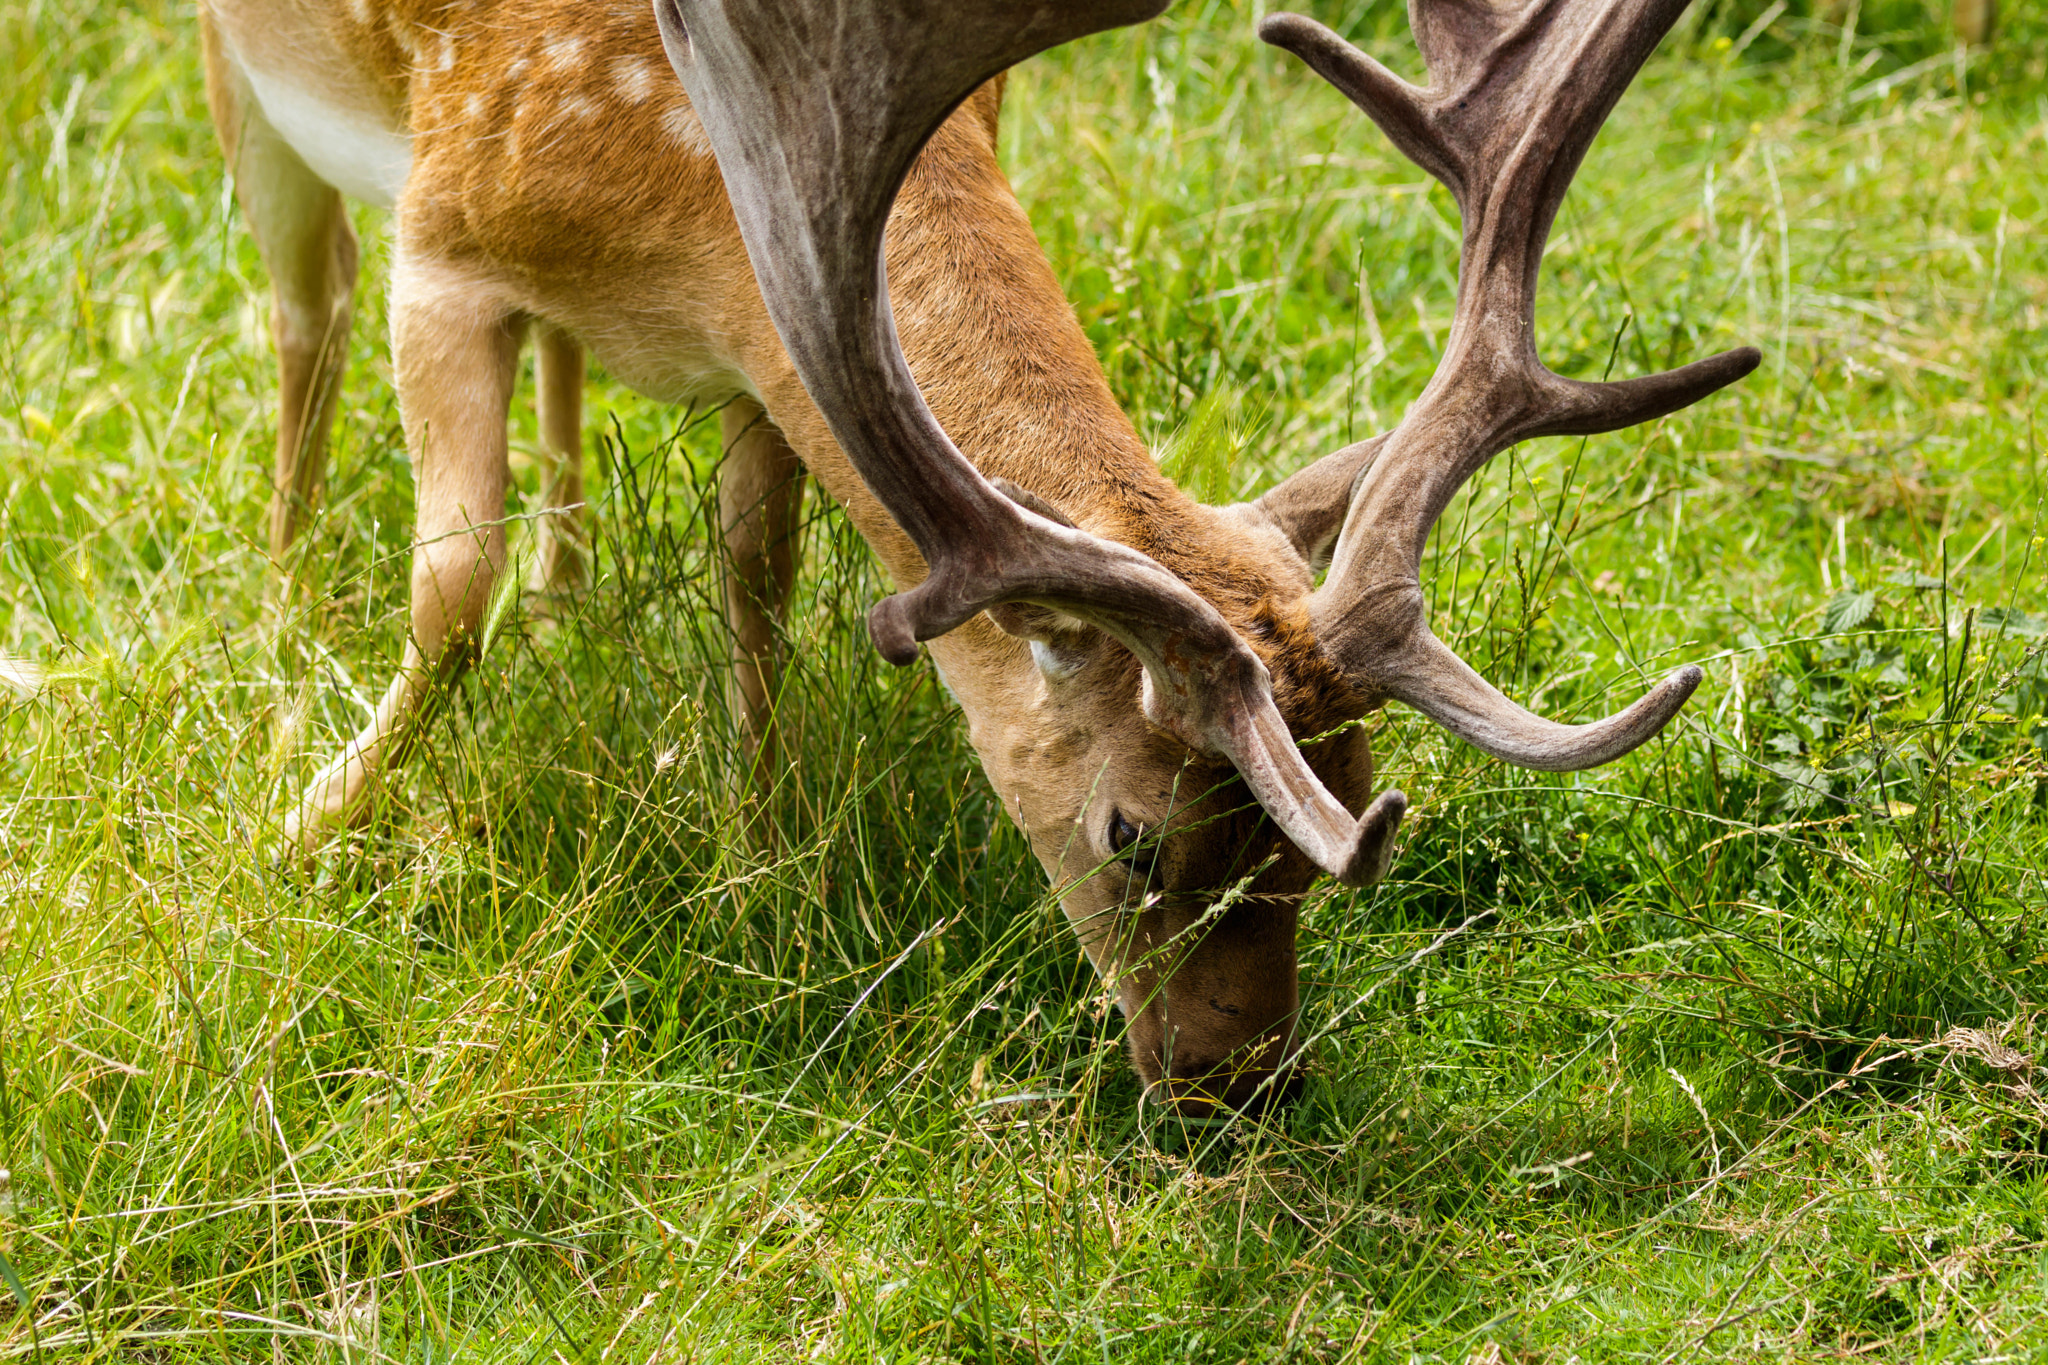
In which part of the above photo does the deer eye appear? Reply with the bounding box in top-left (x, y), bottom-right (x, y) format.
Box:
top-left (1107, 810), bottom-right (1156, 871)
top-left (1108, 810), bottom-right (1139, 853)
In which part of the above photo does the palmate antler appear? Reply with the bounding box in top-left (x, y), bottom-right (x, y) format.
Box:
top-left (656, 0), bottom-right (1404, 885)
top-left (1265, 0), bottom-right (1760, 769)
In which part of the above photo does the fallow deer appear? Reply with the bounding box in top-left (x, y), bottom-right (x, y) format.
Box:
top-left (203, 0), bottom-right (1756, 1112)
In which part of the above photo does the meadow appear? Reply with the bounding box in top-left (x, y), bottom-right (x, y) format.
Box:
top-left (3, 0), bottom-right (2046, 1357)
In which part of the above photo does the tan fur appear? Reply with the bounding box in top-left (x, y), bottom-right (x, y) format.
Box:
top-left (203, 0), bottom-right (1372, 1110)
top-left (529, 322), bottom-right (587, 591)
top-left (719, 395), bottom-right (806, 799)
top-left (202, 14), bottom-right (360, 557)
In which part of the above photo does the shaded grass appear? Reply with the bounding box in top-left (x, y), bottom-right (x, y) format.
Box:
top-left (3, 0), bottom-right (2047, 1358)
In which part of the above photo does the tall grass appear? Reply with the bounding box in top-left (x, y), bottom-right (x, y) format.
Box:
top-left (3, 0), bottom-right (2045, 1358)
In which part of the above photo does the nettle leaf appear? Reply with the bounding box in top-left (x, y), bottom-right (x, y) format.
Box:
top-left (1980, 606), bottom-right (2048, 639)
top-left (1768, 761), bottom-right (1833, 812)
top-left (1823, 590), bottom-right (1878, 634)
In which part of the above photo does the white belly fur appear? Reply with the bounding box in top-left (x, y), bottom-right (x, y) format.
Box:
top-left (233, 52), bottom-right (412, 209)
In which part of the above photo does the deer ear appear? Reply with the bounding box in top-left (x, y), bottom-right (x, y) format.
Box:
top-left (987, 602), bottom-right (1099, 683)
top-left (1239, 435), bottom-right (1385, 572)
top-left (981, 480), bottom-right (1103, 680)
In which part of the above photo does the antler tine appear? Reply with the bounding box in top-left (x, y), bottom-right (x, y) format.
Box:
top-left (660, 0), bottom-right (1405, 885)
top-left (1263, 0), bottom-right (1759, 771)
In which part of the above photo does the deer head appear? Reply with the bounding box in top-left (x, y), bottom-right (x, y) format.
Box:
top-left (659, 0), bottom-right (1757, 1112)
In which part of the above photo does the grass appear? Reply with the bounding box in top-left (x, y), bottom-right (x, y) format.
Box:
top-left (2, 0), bottom-right (2046, 1357)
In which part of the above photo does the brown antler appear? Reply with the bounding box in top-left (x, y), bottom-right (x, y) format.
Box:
top-left (1265, 0), bottom-right (1759, 769)
top-left (658, 0), bottom-right (1405, 884)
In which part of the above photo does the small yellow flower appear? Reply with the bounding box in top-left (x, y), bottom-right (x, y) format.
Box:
top-left (1714, 35), bottom-right (1732, 50)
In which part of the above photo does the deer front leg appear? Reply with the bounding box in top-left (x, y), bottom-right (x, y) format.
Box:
top-left (531, 322), bottom-right (588, 594)
top-left (284, 270), bottom-right (519, 848)
top-left (720, 397), bottom-right (807, 799)
top-left (202, 11), bottom-right (358, 563)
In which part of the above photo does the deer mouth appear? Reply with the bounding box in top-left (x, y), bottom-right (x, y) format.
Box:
top-left (1141, 1041), bottom-right (1306, 1118)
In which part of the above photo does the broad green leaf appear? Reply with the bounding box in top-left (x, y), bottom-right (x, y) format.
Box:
top-left (1823, 590), bottom-right (1877, 633)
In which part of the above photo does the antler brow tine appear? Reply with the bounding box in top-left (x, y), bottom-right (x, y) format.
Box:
top-left (1267, 0), bottom-right (1760, 771)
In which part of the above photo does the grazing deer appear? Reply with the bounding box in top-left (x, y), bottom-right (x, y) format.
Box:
top-left (203, 0), bottom-right (1754, 1112)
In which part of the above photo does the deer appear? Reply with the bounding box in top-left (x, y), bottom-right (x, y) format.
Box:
top-left (201, 0), bottom-right (1756, 1114)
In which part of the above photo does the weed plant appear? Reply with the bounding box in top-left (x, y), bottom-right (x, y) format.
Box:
top-left (2, 0), bottom-right (2045, 1358)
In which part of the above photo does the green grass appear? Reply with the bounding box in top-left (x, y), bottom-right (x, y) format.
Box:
top-left (3, 0), bottom-right (2047, 1358)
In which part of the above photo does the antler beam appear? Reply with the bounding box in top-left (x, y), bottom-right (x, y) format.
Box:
top-left (660, 0), bottom-right (1405, 884)
top-left (1266, 0), bottom-right (1758, 770)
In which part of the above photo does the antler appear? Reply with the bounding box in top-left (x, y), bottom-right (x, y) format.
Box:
top-left (657, 0), bottom-right (1405, 885)
top-left (1264, 0), bottom-right (1759, 768)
